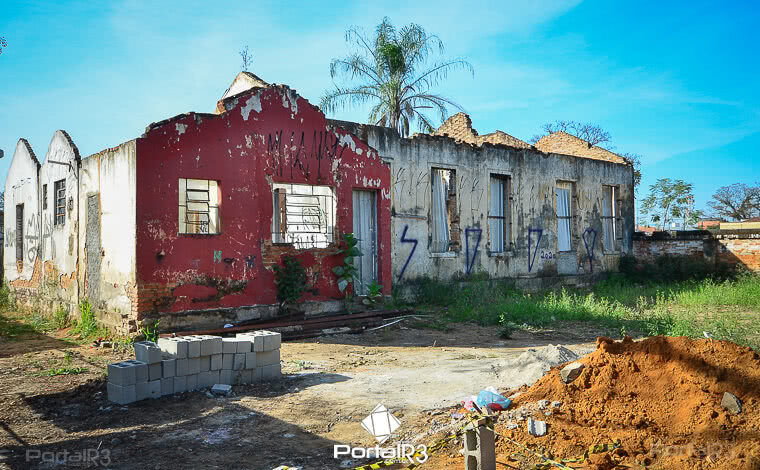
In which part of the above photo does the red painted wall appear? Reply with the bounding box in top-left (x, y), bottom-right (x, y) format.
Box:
top-left (135, 86), bottom-right (391, 317)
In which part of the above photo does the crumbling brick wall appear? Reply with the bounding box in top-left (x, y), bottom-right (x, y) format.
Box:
top-left (534, 132), bottom-right (626, 164)
top-left (433, 113), bottom-right (531, 149)
top-left (633, 230), bottom-right (760, 272)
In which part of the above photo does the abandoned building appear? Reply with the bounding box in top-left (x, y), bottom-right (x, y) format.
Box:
top-left (4, 79), bottom-right (392, 333)
top-left (4, 72), bottom-right (635, 332)
top-left (332, 113), bottom-right (635, 289)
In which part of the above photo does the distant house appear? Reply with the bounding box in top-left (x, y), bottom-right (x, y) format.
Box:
top-left (697, 219), bottom-right (723, 229)
top-left (636, 225), bottom-right (657, 235)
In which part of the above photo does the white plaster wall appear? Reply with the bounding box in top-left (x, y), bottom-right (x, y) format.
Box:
top-left (38, 131), bottom-right (80, 304)
top-left (352, 126), bottom-right (634, 282)
top-left (3, 139), bottom-right (40, 284)
top-left (78, 140), bottom-right (137, 321)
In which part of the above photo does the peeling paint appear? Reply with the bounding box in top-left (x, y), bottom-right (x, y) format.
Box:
top-left (176, 123), bottom-right (188, 135)
top-left (241, 94), bottom-right (262, 121)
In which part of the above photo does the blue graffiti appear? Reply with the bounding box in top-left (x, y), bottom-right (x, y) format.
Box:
top-left (398, 225), bottom-right (418, 281)
top-left (583, 228), bottom-right (597, 273)
top-left (464, 228), bottom-right (482, 275)
top-left (528, 228), bottom-right (543, 272)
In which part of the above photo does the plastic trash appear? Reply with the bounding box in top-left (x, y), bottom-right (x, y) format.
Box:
top-left (475, 389), bottom-right (511, 412)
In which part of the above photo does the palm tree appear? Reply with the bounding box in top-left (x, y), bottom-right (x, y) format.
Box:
top-left (321, 18), bottom-right (473, 137)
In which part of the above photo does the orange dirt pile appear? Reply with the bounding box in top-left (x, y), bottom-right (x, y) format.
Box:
top-left (430, 336), bottom-right (760, 469)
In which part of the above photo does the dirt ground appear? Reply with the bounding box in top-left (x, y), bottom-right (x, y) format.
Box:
top-left (0, 314), bottom-right (603, 470)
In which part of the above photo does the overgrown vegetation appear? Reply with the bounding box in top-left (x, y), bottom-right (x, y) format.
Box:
top-left (402, 257), bottom-right (760, 350)
top-left (332, 232), bottom-right (361, 298)
top-left (273, 255), bottom-right (309, 314)
top-left (140, 318), bottom-right (161, 343)
top-left (72, 299), bottom-right (102, 339)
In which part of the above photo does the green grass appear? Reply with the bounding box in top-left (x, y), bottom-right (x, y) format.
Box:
top-left (45, 366), bottom-right (88, 376)
top-left (407, 272), bottom-right (760, 351)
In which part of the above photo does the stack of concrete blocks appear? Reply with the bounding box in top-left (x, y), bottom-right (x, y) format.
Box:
top-left (462, 417), bottom-right (496, 470)
top-left (106, 330), bottom-right (282, 405)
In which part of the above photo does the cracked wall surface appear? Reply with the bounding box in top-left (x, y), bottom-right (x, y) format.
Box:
top-left (136, 85), bottom-right (391, 330)
top-left (330, 119), bottom-right (635, 283)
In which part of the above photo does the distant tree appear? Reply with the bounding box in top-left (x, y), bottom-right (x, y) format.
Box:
top-left (0, 36), bottom-right (6, 56)
top-left (707, 183), bottom-right (760, 221)
top-left (529, 120), bottom-right (611, 147)
top-left (321, 17), bottom-right (473, 137)
top-left (239, 45), bottom-right (252, 71)
top-left (640, 178), bottom-right (695, 230)
top-left (530, 121), bottom-right (642, 191)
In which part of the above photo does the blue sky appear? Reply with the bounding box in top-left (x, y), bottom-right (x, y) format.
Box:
top-left (1, 0), bottom-right (758, 215)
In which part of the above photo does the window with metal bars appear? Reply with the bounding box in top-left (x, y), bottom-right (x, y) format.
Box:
top-left (42, 184), bottom-right (48, 210)
top-left (54, 179), bottom-right (66, 225)
top-left (488, 174), bottom-right (511, 253)
top-left (271, 183), bottom-right (336, 249)
top-left (178, 178), bottom-right (221, 234)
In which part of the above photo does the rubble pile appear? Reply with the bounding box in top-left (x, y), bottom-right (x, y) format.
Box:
top-left (502, 336), bottom-right (760, 469)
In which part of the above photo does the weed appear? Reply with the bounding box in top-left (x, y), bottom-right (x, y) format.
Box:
top-left (46, 367), bottom-right (87, 376)
top-left (332, 232), bottom-right (361, 299)
top-left (273, 255), bottom-right (309, 314)
top-left (402, 272), bottom-right (760, 351)
top-left (72, 299), bottom-right (99, 339)
top-left (52, 306), bottom-right (69, 330)
top-left (140, 319), bottom-right (161, 343)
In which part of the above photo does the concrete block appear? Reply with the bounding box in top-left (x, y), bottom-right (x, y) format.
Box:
top-left (134, 341), bottom-right (162, 364)
top-left (222, 353), bottom-right (234, 370)
top-left (208, 336), bottom-right (223, 355)
top-left (209, 370), bottom-right (220, 386)
top-left (161, 377), bottom-right (174, 396)
top-left (239, 369), bottom-right (253, 384)
top-left (186, 374), bottom-right (198, 391)
top-left (173, 375), bottom-right (187, 394)
top-left (235, 333), bottom-right (255, 352)
top-left (199, 356), bottom-right (211, 372)
top-left (188, 357), bottom-right (200, 375)
top-left (261, 330), bottom-right (282, 351)
top-left (258, 350), bottom-right (280, 366)
top-left (162, 358), bottom-right (176, 378)
top-left (148, 363), bottom-right (162, 381)
top-left (233, 353), bottom-right (246, 370)
top-left (527, 418), bottom-right (547, 437)
top-left (157, 337), bottom-right (188, 359)
top-left (198, 371), bottom-right (212, 389)
top-left (211, 384), bottom-right (232, 396)
top-left (251, 333), bottom-right (265, 352)
top-left (148, 380), bottom-right (161, 399)
top-left (185, 336), bottom-right (202, 358)
top-left (245, 352), bottom-right (257, 369)
top-left (253, 367), bottom-right (263, 384)
top-left (463, 421), bottom-right (496, 470)
top-left (108, 361), bottom-right (137, 386)
top-left (198, 336), bottom-right (216, 356)
top-left (210, 354), bottom-right (223, 371)
top-left (262, 363), bottom-right (282, 381)
top-left (222, 338), bottom-right (238, 354)
top-left (219, 369), bottom-right (234, 385)
top-left (107, 382), bottom-right (136, 405)
top-left (231, 371), bottom-right (244, 385)
top-left (175, 358), bottom-right (189, 377)
top-left (560, 362), bottom-right (585, 384)
top-left (123, 360), bottom-right (148, 383)
top-left (135, 382), bottom-right (149, 401)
